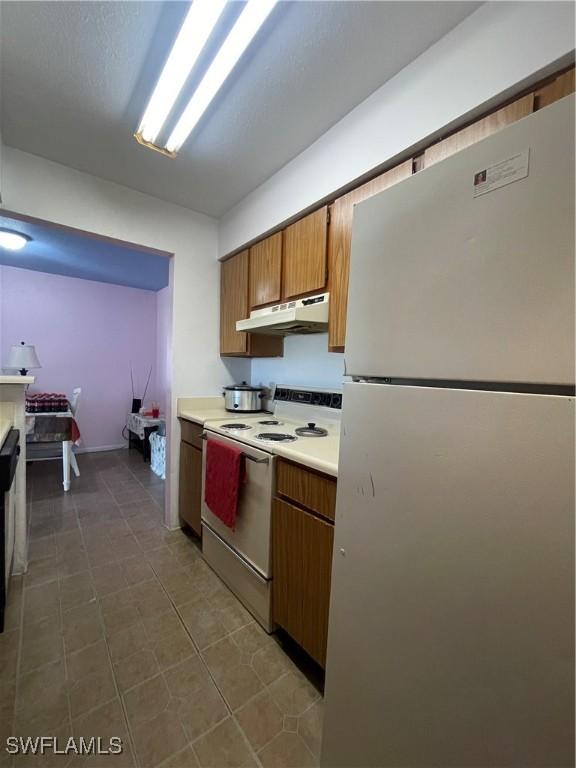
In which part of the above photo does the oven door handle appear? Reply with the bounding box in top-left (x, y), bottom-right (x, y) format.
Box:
top-left (201, 433), bottom-right (269, 464)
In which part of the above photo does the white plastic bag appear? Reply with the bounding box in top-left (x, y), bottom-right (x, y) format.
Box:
top-left (149, 431), bottom-right (166, 480)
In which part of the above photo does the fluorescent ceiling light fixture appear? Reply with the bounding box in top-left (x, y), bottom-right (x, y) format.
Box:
top-left (0, 229), bottom-right (31, 251)
top-left (166, 0), bottom-right (277, 153)
top-left (138, 0), bottom-right (227, 144)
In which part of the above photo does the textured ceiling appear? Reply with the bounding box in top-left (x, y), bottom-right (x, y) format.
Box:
top-left (0, 214), bottom-right (170, 291)
top-left (1, 1), bottom-right (481, 217)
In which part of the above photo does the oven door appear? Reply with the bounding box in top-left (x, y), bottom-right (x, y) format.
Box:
top-left (201, 432), bottom-right (274, 578)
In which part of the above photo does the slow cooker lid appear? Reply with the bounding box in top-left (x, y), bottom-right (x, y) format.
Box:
top-left (224, 381), bottom-right (264, 392)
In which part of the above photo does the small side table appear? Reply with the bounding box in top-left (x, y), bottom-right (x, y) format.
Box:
top-left (127, 413), bottom-right (164, 462)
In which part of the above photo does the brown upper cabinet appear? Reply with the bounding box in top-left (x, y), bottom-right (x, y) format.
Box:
top-left (220, 250), bottom-right (283, 357)
top-left (249, 232), bottom-right (282, 309)
top-left (220, 66), bottom-right (573, 357)
top-left (535, 68), bottom-right (575, 110)
top-left (423, 94), bottom-right (534, 168)
top-left (327, 160), bottom-right (413, 351)
top-left (282, 206), bottom-right (328, 299)
top-left (220, 249), bottom-right (249, 356)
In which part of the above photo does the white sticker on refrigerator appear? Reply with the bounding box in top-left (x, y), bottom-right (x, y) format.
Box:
top-left (473, 149), bottom-right (530, 197)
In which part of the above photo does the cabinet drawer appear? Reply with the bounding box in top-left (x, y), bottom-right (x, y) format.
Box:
top-left (276, 459), bottom-right (336, 522)
top-left (180, 419), bottom-right (204, 449)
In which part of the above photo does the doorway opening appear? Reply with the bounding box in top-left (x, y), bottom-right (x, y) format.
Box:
top-left (0, 209), bottom-right (174, 518)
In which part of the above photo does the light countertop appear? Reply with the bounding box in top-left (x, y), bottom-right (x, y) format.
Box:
top-left (0, 376), bottom-right (35, 385)
top-left (177, 396), bottom-right (339, 477)
top-left (179, 408), bottom-right (235, 425)
top-left (0, 418), bottom-right (12, 450)
top-left (178, 396), bottom-right (274, 426)
top-left (178, 396), bottom-right (233, 426)
top-left (272, 436), bottom-right (339, 478)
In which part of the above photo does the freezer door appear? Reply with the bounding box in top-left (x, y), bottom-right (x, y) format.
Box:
top-left (321, 382), bottom-right (574, 768)
top-left (345, 96), bottom-right (575, 385)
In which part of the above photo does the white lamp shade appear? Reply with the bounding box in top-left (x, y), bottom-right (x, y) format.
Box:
top-left (6, 343), bottom-right (41, 370)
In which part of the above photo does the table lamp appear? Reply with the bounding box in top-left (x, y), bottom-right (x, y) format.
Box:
top-left (6, 342), bottom-right (42, 376)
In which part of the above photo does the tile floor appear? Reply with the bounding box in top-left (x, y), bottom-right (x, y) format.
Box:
top-left (0, 450), bottom-right (323, 768)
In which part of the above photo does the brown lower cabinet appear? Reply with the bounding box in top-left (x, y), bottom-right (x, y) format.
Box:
top-left (272, 460), bottom-right (336, 667)
top-left (178, 420), bottom-right (203, 537)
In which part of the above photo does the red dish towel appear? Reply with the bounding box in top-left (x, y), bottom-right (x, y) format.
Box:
top-left (204, 438), bottom-right (246, 530)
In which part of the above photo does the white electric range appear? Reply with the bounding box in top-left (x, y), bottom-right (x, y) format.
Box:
top-left (201, 386), bottom-right (342, 631)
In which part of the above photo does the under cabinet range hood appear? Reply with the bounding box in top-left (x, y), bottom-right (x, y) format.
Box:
top-left (236, 293), bottom-right (329, 335)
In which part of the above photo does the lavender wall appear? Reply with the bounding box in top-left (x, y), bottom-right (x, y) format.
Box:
top-left (0, 265), bottom-right (159, 450)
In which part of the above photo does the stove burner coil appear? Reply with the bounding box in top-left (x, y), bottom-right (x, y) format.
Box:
top-left (220, 423), bottom-right (252, 430)
top-left (255, 433), bottom-right (297, 442)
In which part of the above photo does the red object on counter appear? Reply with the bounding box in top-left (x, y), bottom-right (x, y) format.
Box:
top-left (204, 438), bottom-right (246, 530)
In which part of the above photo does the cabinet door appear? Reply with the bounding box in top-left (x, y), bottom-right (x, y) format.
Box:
top-left (300, 509), bottom-right (334, 667)
top-left (423, 93), bottom-right (534, 168)
top-left (535, 68), bottom-right (575, 110)
top-left (272, 498), bottom-right (334, 667)
top-left (179, 441), bottom-right (202, 537)
top-left (220, 250), bottom-right (249, 355)
top-left (249, 233), bottom-right (282, 308)
top-left (272, 498), bottom-right (303, 642)
top-left (328, 160), bottom-right (413, 351)
top-left (282, 207), bottom-right (328, 299)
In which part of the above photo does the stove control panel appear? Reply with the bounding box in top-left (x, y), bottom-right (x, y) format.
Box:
top-left (274, 387), bottom-right (342, 410)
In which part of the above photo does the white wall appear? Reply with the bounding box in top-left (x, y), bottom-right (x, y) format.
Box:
top-left (251, 334), bottom-right (344, 391)
top-left (155, 284), bottom-right (172, 417)
top-left (220, 1), bottom-right (575, 255)
top-left (2, 148), bottom-right (250, 527)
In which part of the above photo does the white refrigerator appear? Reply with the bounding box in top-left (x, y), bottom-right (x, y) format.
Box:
top-left (321, 95), bottom-right (575, 767)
